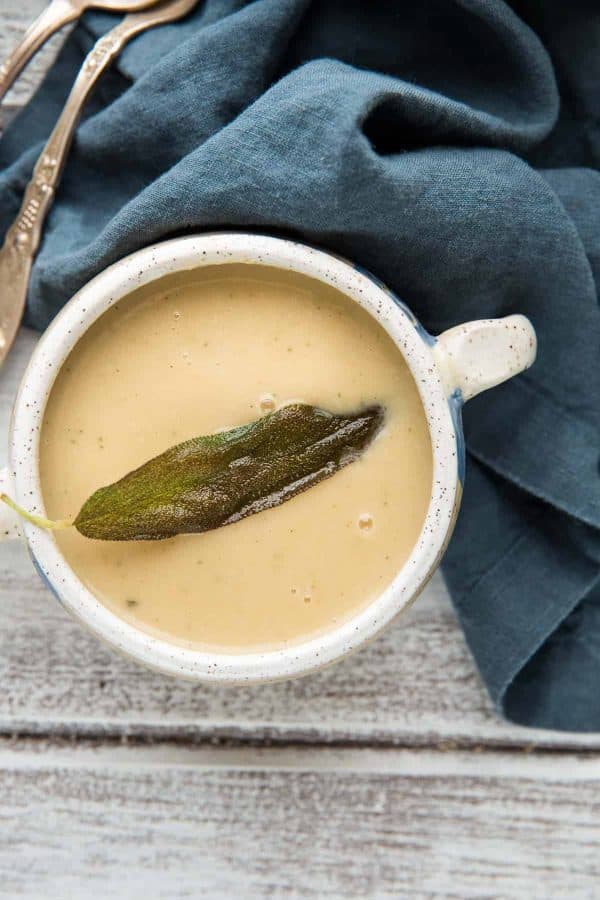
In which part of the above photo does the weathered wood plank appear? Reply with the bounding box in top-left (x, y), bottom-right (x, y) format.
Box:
top-left (0, 740), bottom-right (599, 899)
top-left (0, 332), bottom-right (597, 750)
top-left (0, 0), bottom-right (66, 109)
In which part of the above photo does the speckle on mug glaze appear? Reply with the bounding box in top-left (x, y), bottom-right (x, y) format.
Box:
top-left (5, 233), bottom-right (535, 684)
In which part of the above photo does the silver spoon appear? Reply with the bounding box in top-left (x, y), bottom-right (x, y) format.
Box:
top-left (0, 0), bottom-right (198, 368)
top-left (0, 0), bottom-right (164, 104)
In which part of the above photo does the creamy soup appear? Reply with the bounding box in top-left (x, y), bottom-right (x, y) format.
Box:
top-left (40, 265), bottom-right (432, 651)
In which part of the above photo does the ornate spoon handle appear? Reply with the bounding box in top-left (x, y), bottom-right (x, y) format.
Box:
top-left (0, 25), bottom-right (128, 363)
top-left (0, 0), bottom-right (197, 365)
top-left (0, 0), bottom-right (79, 104)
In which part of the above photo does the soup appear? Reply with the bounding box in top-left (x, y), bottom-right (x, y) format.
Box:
top-left (40, 265), bottom-right (432, 651)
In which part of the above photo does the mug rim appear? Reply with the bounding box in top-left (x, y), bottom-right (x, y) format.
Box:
top-left (10, 233), bottom-right (460, 683)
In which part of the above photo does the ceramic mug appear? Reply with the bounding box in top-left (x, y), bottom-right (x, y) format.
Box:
top-left (0, 233), bottom-right (536, 683)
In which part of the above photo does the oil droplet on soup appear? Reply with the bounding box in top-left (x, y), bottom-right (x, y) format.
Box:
top-left (358, 513), bottom-right (374, 532)
top-left (40, 265), bottom-right (433, 652)
top-left (259, 393), bottom-right (276, 413)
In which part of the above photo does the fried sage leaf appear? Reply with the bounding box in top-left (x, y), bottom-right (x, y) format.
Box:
top-left (3, 403), bottom-right (384, 541)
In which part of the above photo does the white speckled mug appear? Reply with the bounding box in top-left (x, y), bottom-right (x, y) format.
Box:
top-left (0, 234), bottom-right (536, 683)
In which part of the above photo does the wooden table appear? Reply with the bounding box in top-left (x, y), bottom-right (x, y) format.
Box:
top-left (1, 8), bottom-right (599, 897)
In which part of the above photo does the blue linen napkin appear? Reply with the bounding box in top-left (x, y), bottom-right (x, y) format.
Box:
top-left (1, 0), bottom-right (599, 730)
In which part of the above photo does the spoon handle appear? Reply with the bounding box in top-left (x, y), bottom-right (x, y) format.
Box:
top-left (0, 0), bottom-right (80, 104)
top-left (0, 23), bottom-right (129, 365)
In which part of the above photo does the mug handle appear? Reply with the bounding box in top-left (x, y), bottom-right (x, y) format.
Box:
top-left (433, 314), bottom-right (536, 402)
top-left (0, 467), bottom-right (22, 540)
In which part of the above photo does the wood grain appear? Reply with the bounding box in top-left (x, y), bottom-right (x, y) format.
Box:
top-left (1, 739), bottom-right (599, 899)
top-left (0, 0), bottom-right (67, 110)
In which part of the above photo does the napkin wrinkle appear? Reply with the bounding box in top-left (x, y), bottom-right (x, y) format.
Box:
top-left (289, 0), bottom-right (559, 150)
top-left (85, 0), bottom-right (308, 84)
top-left (500, 569), bottom-right (600, 717)
top-left (540, 167), bottom-right (600, 290)
top-left (513, 1), bottom-right (600, 170)
top-left (1, 0), bottom-right (599, 732)
top-left (464, 377), bottom-right (600, 530)
top-left (361, 86), bottom-right (549, 157)
top-left (443, 464), bottom-right (542, 598)
top-left (444, 461), bottom-right (600, 712)
top-left (503, 576), bottom-right (600, 730)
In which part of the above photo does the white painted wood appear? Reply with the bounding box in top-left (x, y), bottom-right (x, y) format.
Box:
top-left (0, 740), bottom-right (599, 899)
top-left (0, 0), bottom-right (67, 110)
top-left (0, 331), bottom-right (597, 750)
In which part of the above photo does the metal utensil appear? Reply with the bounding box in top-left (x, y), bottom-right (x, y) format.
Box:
top-left (0, 0), bottom-right (197, 367)
top-left (0, 0), bottom-right (163, 105)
